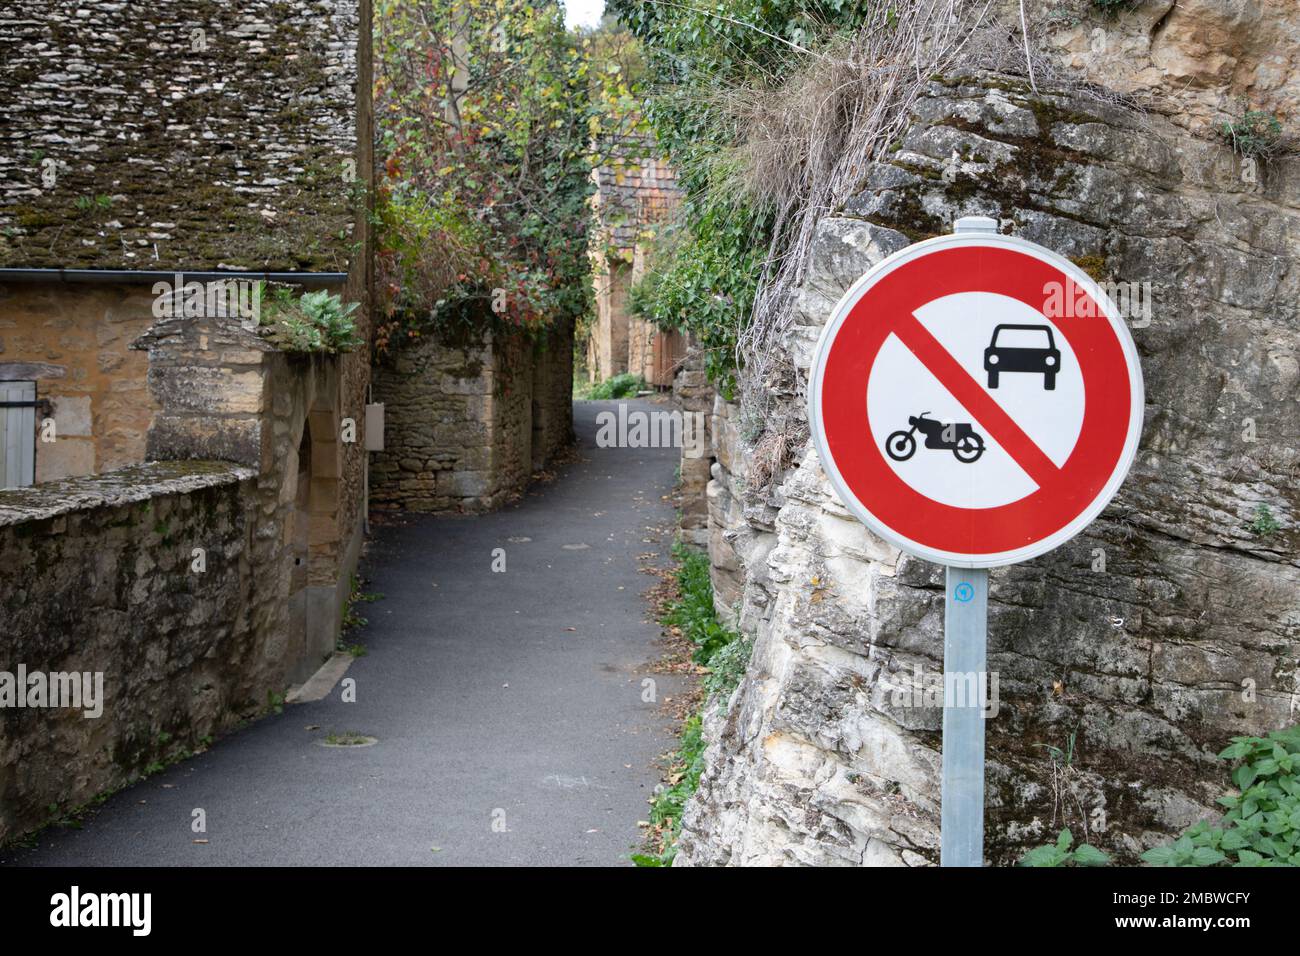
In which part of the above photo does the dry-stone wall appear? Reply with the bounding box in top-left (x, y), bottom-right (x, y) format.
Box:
top-left (0, 462), bottom-right (280, 846)
top-left (371, 322), bottom-right (575, 513)
top-left (673, 344), bottom-right (712, 549)
top-left (0, 312), bottom-right (362, 845)
top-left (529, 317), bottom-right (577, 472)
top-left (676, 73), bottom-right (1299, 866)
top-left (0, 0), bottom-right (374, 849)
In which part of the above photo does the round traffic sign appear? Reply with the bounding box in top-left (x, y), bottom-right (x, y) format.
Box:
top-left (807, 231), bottom-right (1144, 568)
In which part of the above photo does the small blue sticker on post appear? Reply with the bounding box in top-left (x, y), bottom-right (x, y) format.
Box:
top-left (953, 582), bottom-right (974, 603)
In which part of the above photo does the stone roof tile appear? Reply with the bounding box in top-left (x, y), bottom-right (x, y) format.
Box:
top-left (0, 0), bottom-right (361, 272)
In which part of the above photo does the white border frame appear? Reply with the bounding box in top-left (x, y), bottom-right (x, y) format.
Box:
top-left (806, 232), bottom-right (1145, 568)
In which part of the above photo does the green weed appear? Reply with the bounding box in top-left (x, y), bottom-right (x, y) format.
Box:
top-left (1249, 503), bottom-right (1281, 539)
top-left (1223, 111), bottom-right (1286, 161)
top-left (1143, 724), bottom-right (1300, 867)
top-left (585, 372), bottom-right (646, 400)
top-left (637, 542), bottom-right (749, 866)
top-left (1019, 828), bottom-right (1111, 867)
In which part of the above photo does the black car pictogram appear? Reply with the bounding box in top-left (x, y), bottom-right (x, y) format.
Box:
top-left (984, 324), bottom-right (1061, 390)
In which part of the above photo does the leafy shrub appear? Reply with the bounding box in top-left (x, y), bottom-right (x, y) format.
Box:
top-left (259, 286), bottom-right (362, 354)
top-left (665, 543), bottom-right (736, 665)
top-left (1019, 828), bottom-right (1111, 867)
top-left (1143, 725), bottom-right (1300, 867)
top-left (627, 213), bottom-right (765, 396)
top-left (374, 0), bottom-right (595, 353)
top-left (610, 0), bottom-right (873, 388)
top-left (1249, 503), bottom-right (1281, 538)
top-left (1223, 111), bottom-right (1287, 160)
top-left (586, 372), bottom-right (646, 399)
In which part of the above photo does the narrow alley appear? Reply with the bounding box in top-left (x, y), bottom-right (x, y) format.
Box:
top-left (3, 400), bottom-right (683, 867)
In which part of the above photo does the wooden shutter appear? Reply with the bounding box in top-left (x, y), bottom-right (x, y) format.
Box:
top-left (0, 380), bottom-right (37, 488)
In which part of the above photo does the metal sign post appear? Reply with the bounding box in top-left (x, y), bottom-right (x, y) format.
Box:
top-left (939, 216), bottom-right (997, 869)
top-left (806, 213), bottom-right (1144, 869)
top-left (940, 566), bottom-right (988, 867)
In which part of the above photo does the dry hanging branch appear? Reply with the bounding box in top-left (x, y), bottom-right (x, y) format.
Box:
top-left (1019, 0), bottom-right (1039, 94)
top-left (719, 1), bottom-right (997, 423)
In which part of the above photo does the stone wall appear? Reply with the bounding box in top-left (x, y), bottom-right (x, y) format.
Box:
top-left (0, 0), bottom-right (374, 505)
top-left (529, 314), bottom-right (576, 472)
top-left (675, 72), bottom-right (1300, 866)
top-left (588, 257), bottom-right (633, 382)
top-left (0, 307), bottom-right (371, 845)
top-left (586, 146), bottom-right (683, 386)
top-left (0, 461), bottom-right (279, 845)
top-left (1030, 0), bottom-right (1298, 131)
top-left (0, 0), bottom-right (374, 848)
top-left (672, 343), bottom-right (713, 549)
top-left (371, 320), bottom-right (574, 513)
top-left (335, 0), bottom-right (375, 574)
top-left (0, 282), bottom-right (157, 481)
top-left (134, 312), bottom-right (356, 670)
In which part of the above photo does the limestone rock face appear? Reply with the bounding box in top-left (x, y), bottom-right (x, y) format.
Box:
top-left (1029, 0), bottom-right (1299, 132)
top-left (675, 74), bottom-right (1299, 867)
top-left (674, 346), bottom-right (714, 549)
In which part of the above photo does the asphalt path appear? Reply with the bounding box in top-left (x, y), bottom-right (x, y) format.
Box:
top-left (4, 399), bottom-right (684, 866)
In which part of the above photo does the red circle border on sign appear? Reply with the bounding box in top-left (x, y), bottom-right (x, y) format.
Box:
top-left (813, 239), bottom-right (1141, 564)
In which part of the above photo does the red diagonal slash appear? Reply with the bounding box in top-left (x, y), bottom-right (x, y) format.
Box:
top-left (890, 311), bottom-right (1062, 491)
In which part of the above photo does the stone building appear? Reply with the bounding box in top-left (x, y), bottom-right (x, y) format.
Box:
top-left (586, 142), bottom-right (685, 387)
top-left (674, 1), bottom-right (1300, 866)
top-left (369, 323), bottom-right (577, 514)
top-left (0, 0), bottom-right (375, 844)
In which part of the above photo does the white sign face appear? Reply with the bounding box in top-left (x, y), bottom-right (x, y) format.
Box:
top-left (867, 291), bottom-right (1085, 509)
top-left (808, 232), bottom-right (1145, 568)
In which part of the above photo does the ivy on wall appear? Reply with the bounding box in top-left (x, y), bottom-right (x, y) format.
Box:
top-left (609, 0), bottom-right (874, 387)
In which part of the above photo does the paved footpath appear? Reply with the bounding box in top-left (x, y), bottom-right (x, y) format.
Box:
top-left (5, 399), bottom-right (684, 867)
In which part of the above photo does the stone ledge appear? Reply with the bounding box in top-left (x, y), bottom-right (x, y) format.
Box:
top-left (0, 460), bottom-right (254, 527)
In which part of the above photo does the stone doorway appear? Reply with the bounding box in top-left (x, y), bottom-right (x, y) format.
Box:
top-left (286, 404), bottom-right (342, 683)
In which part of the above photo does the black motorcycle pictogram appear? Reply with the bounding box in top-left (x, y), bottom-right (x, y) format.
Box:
top-left (886, 412), bottom-right (985, 464)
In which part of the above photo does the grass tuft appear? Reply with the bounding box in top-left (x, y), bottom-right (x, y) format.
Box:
top-left (635, 542), bottom-right (749, 866)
